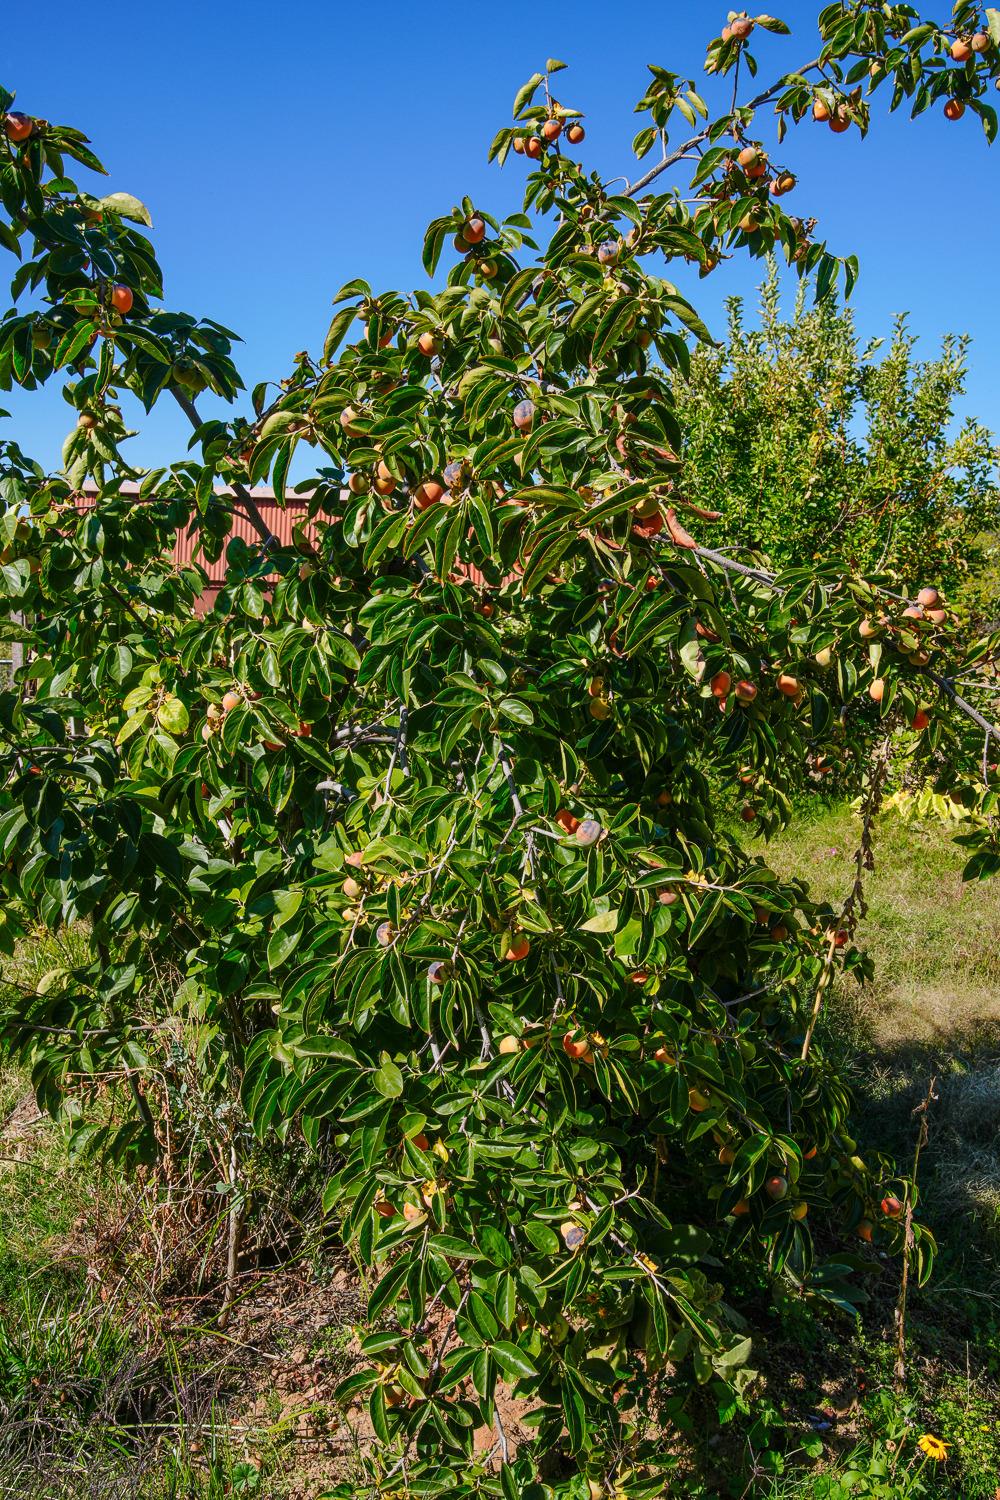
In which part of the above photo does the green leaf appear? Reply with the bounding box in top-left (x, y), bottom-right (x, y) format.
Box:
top-left (373, 1056), bottom-right (404, 1099)
top-left (272, 888), bottom-right (304, 928)
top-left (580, 909), bottom-right (618, 933)
top-left (156, 696), bottom-right (189, 735)
top-left (99, 191), bottom-right (153, 226)
top-left (513, 73), bottom-right (545, 118)
top-left (266, 921), bottom-right (302, 971)
top-left (492, 1341), bottom-right (538, 1379)
top-left (54, 322), bottom-right (96, 370)
top-left (323, 305), bottom-right (358, 363)
top-left (523, 1220), bottom-right (560, 1255)
top-left (687, 889), bottom-right (723, 947)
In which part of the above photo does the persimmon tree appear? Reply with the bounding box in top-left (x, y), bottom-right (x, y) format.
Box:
top-left (2, 5), bottom-right (1000, 1495)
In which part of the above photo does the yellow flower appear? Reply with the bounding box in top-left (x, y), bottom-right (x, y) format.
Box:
top-left (917, 1434), bottom-right (949, 1461)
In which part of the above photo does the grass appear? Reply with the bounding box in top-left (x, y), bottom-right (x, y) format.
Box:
top-left (2, 805), bottom-right (1000, 1497)
top-left (765, 801), bottom-right (1000, 1253)
top-left (759, 800), bottom-right (1000, 1498)
top-left (764, 799), bottom-right (1000, 1049)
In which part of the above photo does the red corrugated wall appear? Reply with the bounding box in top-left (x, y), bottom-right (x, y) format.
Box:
top-left (77, 483), bottom-right (490, 610)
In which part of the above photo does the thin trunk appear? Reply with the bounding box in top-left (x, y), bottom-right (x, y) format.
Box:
top-left (218, 1137), bottom-right (242, 1331)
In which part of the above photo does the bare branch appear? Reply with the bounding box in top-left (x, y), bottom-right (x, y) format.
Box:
top-left (169, 385), bottom-right (278, 549)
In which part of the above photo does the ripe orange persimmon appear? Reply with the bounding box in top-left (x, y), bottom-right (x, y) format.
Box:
top-left (562, 1032), bottom-right (592, 1061)
top-left (414, 481), bottom-right (444, 510)
top-left (944, 98), bottom-right (966, 120)
top-left (566, 123), bottom-right (585, 144)
top-left (3, 112), bottom-right (33, 143)
top-left (504, 935), bottom-right (530, 961)
top-left (110, 284), bottom-right (134, 315)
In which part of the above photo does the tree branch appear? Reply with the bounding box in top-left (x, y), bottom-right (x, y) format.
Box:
top-left (169, 385), bottom-right (278, 550)
top-left (686, 543), bottom-right (1000, 746)
top-left (625, 60), bottom-right (823, 199)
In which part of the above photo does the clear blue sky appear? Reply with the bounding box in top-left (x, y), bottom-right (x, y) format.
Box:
top-left (3, 0), bottom-right (997, 471)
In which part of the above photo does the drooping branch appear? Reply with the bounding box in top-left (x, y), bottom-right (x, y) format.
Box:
top-left (685, 542), bottom-right (1000, 747)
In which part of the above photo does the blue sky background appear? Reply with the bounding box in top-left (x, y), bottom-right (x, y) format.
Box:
top-left (2, 0), bottom-right (997, 471)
